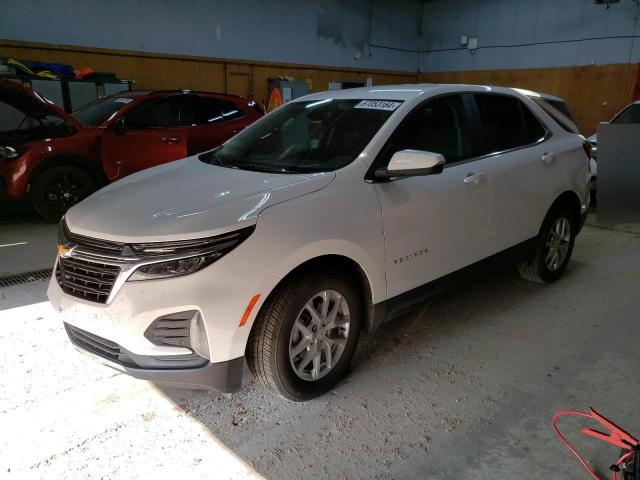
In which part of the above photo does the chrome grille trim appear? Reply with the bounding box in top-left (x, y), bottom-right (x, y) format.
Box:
top-left (56, 219), bottom-right (256, 304)
top-left (57, 256), bottom-right (121, 304)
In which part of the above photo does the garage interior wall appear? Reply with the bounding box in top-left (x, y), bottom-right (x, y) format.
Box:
top-left (2, 0), bottom-right (640, 134)
top-left (0, 0), bottom-right (423, 105)
top-left (419, 0), bottom-right (640, 135)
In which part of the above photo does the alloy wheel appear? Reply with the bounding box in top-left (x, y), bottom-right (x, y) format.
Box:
top-left (289, 289), bottom-right (351, 381)
top-left (545, 217), bottom-right (571, 271)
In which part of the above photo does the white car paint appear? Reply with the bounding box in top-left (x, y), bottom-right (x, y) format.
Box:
top-left (48, 84), bottom-right (590, 391)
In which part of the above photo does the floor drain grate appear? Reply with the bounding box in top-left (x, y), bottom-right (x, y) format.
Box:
top-left (0, 268), bottom-right (53, 288)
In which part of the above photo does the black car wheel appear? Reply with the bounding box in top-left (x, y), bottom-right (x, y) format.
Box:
top-left (31, 165), bottom-right (97, 222)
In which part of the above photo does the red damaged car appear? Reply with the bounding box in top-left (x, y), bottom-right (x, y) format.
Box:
top-left (0, 80), bottom-right (262, 220)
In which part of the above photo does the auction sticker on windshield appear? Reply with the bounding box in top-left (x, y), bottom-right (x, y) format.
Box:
top-left (354, 100), bottom-right (402, 111)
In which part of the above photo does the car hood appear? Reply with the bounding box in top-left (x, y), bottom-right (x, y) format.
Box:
top-left (0, 79), bottom-right (79, 126)
top-left (65, 156), bottom-right (335, 242)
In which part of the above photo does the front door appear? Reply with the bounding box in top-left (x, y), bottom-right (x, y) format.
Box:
top-left (374, 93), bottom-right (492, 298)
top-left (101, 95), bottom-right (192, 180)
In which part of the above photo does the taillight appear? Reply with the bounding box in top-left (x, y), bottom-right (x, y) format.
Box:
top-left (582, 141), bottom-right (592, 159)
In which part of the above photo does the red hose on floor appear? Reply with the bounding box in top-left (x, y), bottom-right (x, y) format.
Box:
top-left (553, 408), bottom-right (638, 480)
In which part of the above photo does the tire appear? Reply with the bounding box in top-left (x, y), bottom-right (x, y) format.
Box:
top-left (31, 165), bottom-right (97, 222)
top-left (518, 204), bottom-right (577, 284)
top-left (247, 270), bottom-right (362, 401)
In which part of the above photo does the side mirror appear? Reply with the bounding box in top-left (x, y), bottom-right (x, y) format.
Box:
top-left (375, 149), bottom-right (445, 180)
top-left (111, 116), bottom-right (127, 134)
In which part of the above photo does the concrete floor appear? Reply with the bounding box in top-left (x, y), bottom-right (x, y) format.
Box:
top-left (0, 206), bottom-right (57, 275)
top-left (1, 224), bottom-right (639, 479)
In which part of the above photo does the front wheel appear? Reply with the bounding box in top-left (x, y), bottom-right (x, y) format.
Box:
top-left (31, 165), bottom-right (97, 222)
top-left (247, 271), bottom-right (362, 401)
top-left (518, 204), bottom-right (576, 284)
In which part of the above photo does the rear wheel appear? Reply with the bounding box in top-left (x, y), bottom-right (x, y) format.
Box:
top-left (31, 165), bottom-right (97, 222)
top-left (247, 270), bottom-right (362, 401)
top-left (518, 204), bottom-right (576, 284)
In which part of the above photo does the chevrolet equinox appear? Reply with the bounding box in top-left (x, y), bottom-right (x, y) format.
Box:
top-left (48, 85), bottom-right (590, 401)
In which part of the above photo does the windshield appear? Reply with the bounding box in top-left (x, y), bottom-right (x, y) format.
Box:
top-left (72, 95), bottom-right (136, 125)
top-left (199, 99), bottom-right (401, 173)
top-left (612, 103), bottom-right (640, 124)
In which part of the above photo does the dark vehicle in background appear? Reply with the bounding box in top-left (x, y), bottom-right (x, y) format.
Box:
top-left (0, 80), bottom-right (263, 220)
top-left (587, 100), bottom-right (640, 159)
top-left (585, 100), bottom-right (640, 200)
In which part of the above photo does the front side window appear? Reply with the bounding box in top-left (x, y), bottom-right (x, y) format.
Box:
top-left (612, 104), bottom-right (640, 124)
top-left (200, 99), bottom-right (399, 173)
top-left (474, 94), bottom-right (546, 156)
top-left (125, 95), bottom-right (192, 129)
top-left (378, 94), bottom-right (473, 166)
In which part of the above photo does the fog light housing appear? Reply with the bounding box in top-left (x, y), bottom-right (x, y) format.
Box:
top-left (189, 312), bottom-right (211, 360)
top-left (144, 310), bottom-right (210, 360)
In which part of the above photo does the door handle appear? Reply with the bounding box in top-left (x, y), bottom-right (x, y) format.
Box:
top-left (162, 137), bottom-right (180, 144)
top-left (542, 152), bottom-right (556, 165)
top-left (463, 173), bottom-right (486, 186)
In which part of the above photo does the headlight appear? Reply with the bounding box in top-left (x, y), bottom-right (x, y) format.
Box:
top-left (128, 226), bottom-right (255, 281)
top-left (0, 145), bottom-right (27, 160)
top-left (129, 254), bottom-right (217, 281)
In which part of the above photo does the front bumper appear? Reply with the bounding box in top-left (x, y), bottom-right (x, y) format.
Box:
top-left (48, 251), bottom-right (280, 390)
top-left (66, 323), bottom-right (247, 391)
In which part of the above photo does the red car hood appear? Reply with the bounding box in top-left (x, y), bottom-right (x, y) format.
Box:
top-left (0, 79), bottom-right (81, 129)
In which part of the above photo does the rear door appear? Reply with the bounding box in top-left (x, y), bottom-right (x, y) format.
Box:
top-left (187, 96), bottom-right (248, 155)
top-left (467, 93), bottom-right (561, 254)
top-left (375, 93), bottom-right (492, 298)
top-left (100, 95), bottom-right (192, 179)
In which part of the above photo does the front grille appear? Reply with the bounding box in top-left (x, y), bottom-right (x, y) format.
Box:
top-left (65, 323), bottom-right (136, 368)
top-left (56, 257), bottom-right (120, 303)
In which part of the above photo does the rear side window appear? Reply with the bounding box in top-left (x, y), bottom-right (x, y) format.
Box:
top-left (194, 97), bottom-right (245, 125)
top-left (382, 94), bottom-right (473, 165)
top-left (194, 97), bottom-right (224, 124)
top-left (530, 97), bottom-right (578, 134)
top-left (473, 94), bottom-right (546, 156)
top-left (219, 100), bottom-right (245, 121)
top-left (125, 95), bottom-right (192, 128)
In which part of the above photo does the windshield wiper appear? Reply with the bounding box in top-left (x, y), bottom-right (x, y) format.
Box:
top-left (230, 163), bottom-right (300, 174)
top-left (199, 151), bottom-right (226, 167)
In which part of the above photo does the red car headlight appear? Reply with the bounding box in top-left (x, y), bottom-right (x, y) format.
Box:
top-left (0, 145), bottom-right (27, 161)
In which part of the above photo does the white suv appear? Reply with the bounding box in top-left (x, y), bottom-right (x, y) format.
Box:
top-left (48, 85), bottom-right (590, 401)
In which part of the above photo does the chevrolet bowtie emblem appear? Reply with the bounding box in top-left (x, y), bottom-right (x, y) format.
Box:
top-left (57, 244), bottom-right (76, 257)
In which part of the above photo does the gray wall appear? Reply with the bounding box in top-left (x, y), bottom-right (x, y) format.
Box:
top-left (420, 0), bottom-right (640, 72)
top-left (3, 0), bottom-right (639, 74)
top-left (0, 0), bottom-right (423, 72)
